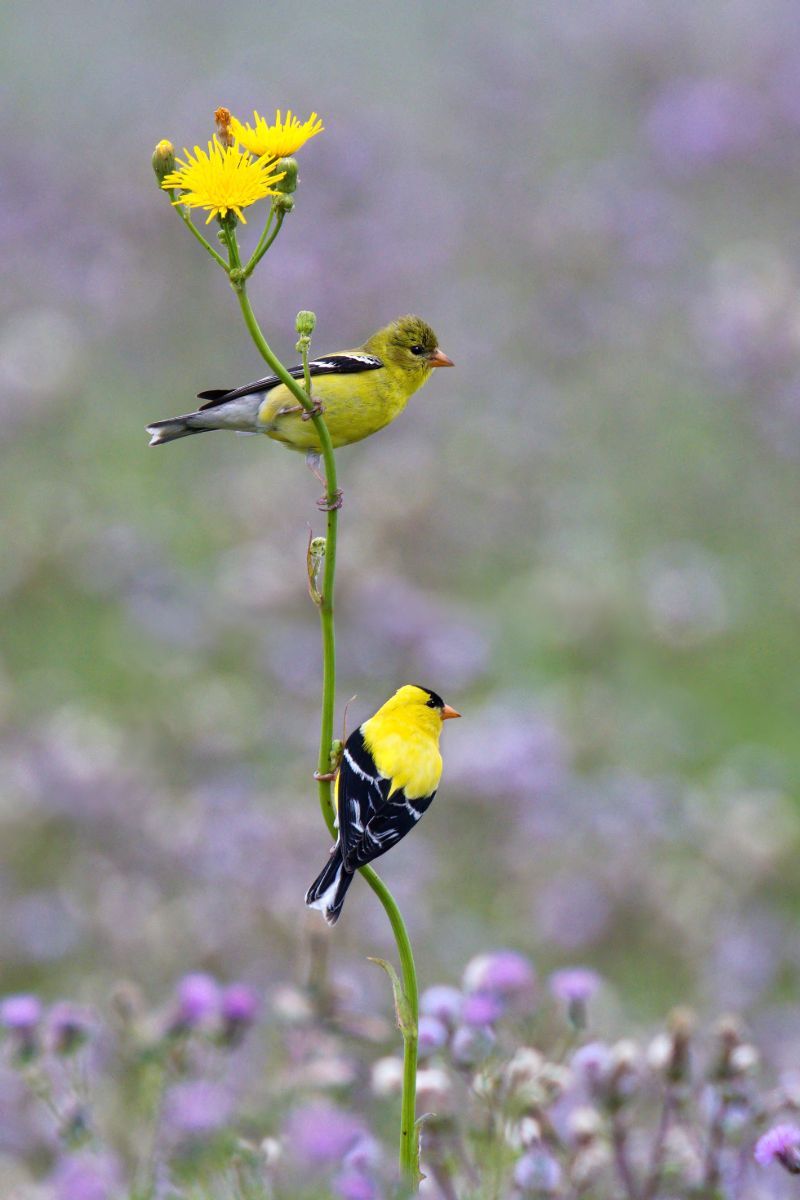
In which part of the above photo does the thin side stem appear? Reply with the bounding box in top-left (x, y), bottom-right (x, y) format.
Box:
top-left (244, 209), bottom-right (285, 277)
top-left (168, 193), bottom-right (230, 271)
top-left (611, 1111), bottom-right (640, 1200)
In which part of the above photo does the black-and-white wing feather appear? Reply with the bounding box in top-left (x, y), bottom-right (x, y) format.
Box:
top-left (337, 727), bottom-right (436, 873)
top-left (337, 727), bottom-right (390, 870)
top-left (197, 354), bottom-right (383, 411)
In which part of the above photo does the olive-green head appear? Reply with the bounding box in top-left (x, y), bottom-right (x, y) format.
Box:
top-left (362, 315), bottom-right (454, 381)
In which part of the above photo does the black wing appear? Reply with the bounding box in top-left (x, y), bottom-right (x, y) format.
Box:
top-left (346, 788), bottom-right (436, 871)
top-left (197, 353), bottom-right (384, 411)
top-left (337, 727), bottom-right (390, 870)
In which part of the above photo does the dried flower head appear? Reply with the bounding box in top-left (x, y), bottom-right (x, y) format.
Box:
top-left (215, 106), bottom-right (234, 146)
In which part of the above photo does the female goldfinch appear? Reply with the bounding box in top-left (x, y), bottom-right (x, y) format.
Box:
top-left (306, 685), bottom-right (460, 926)
top-left (146, 315), bottom-right (453, 452)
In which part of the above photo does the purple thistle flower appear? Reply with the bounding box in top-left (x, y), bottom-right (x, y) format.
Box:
top-left (461, 990), bottom-right (505, 1027)
top-left (418, 1014), bottom-right (449, 1057)
top-left (571, 1042), bottom-right (613, 1098)
top-left (754, 1125), bottom-right (800, 1174)
top-left (171, 972), bottom-right (220, 1030)
top-left (462, 951), bottom-right (536, 1011)
top-left (284, 1103), bottom-right (366, 1167)
top-left (48, 1002), bottom-right (92, 1055)
top-left (549, 968), bottom-right (602, 1031)
top-left (549, 968), bottom-right (602, 1004)
top-left (1, 993), bottom-right (42, 1031)
top-left (420, 985), bottom-right (463, 1027)
top-left (220, 982), bottom-right (259, 1044)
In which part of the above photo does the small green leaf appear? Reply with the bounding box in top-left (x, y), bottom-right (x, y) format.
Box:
top-left (367, 956), bottom-right (414, 1035)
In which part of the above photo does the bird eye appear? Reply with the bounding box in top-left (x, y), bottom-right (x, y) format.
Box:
top-left (410, 344), bottom-right (426, 356)
top-left (426, 698), bottom-right (437, 707)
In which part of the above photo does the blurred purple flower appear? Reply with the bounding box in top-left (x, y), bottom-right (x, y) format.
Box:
top-left (451, 1024), bottom-right (496, 1068)
top-left (463, 950), bottom-right (536, 1010)
top-left (333, 1169), bottom-right (379, 1200)
top-left (549, 968), bottom-right (602, 1004)
top-left (754, 1124), bottom-right (800, 1173)
top-left (171, 972), bottom-right (220, 1030)
top-left (284, 1102), bottom-right (366, 1167)
top-left (51, 1153), bottom-right (122, 1200)
top-left (571, 1042), bottom-right (613, 1098)
top-left (418, 1014), bottom-right (449, 1057)
top-left (420, 985), bottom-right (463, 1027)
top-left (220, 982), bottom-right (259, 1042)
top-left (646, 78), bottom-right (767, 174)
top-left (343, 1136), bottom-right (382, 1172)
top-left (165, 1080), bottom-right (232, 1136)
top-left (48, 1002), bottom-right (92, 1055)
top-left (0, 994), bottom-right (42, 1031)
top-left (514, 1149), bottom-right (562, 1193)
top-left (461, 991), bottom-right (505, 1027)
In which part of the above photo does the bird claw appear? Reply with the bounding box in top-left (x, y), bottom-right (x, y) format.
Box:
top-left (317, 489), bottom-right (343, 512)
top-left (301, 398), bottom-right (325, 421)
top-left (314, 770), bottom-right (338, 782)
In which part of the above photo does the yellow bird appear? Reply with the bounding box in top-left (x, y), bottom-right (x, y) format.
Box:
top-left (306, 685), bottom-right (461, 926)
top-left (146, 316), bottom-right (453, 460)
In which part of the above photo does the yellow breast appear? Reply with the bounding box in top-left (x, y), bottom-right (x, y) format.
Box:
top-left (362, 715), bottom-right (443, 801)
top-left (257, 372), bottom-right (409, 452)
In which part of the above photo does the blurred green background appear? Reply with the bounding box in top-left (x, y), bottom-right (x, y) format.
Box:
top-left (3, 0), bottom-right (800, 1051)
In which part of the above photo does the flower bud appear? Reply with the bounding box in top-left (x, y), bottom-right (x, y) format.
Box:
top-left (568, 1106), bottom-right (603, 1146)
top-left (152, 140), bottom-right (176, 184)
top-left (729, 1043), bottom-right (759, 1076)
top-left (274, 157), bottom-right (299, 193)
top-left (296, 310), bottom-right (317, 337)
top-left (665, 1006), bottom-right (695, 1083)
top-left (272, 193), bottom-right (295, 215)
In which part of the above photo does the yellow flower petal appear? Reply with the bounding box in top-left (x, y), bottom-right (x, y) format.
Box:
top-left (229, 109), bottom-right (324, 159)
top-left (161, 139), bottom-right (285, 223)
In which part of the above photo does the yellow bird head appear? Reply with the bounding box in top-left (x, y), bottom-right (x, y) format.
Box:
top-left (363, 316), bottom-right (454, 386)
top-left (374, 684), bottom-right (461, 737)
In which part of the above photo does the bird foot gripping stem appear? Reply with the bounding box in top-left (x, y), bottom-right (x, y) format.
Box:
top-left (317, 489), bottom-right (343, 512)
top-left (301, 397), bottom-right (326, 422)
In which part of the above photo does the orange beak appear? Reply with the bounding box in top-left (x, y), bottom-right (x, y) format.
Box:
top-left (428, 348), bottom-right (454, 368)
top-left (441, 704), bottom-right (461, 720)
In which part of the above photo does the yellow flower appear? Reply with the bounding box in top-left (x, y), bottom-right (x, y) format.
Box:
top-left (229, 109), bottom-right (324, 159)
top-left (161, 140), bottom-right (285, 224)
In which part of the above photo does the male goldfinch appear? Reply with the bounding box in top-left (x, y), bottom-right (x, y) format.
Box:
top-left (146, 315), bottom-right (453, 452)
top-left (305, 685), bottom-right (460, 926)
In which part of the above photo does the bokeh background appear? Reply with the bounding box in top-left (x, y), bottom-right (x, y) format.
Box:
top-left (3, 0), bottom-right (800, 1102)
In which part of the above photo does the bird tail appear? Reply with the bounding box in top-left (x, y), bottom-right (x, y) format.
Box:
top-left (305, 844), bottom-right (354, 926)
top-left (146, 414), bottom-right (211, 446)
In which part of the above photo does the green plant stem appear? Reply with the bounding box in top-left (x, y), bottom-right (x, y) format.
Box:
top-left (362, 865), bottom-right (420, 1184)
top-left (225, 221), bottom-right (420, 1188)
top-left (168, 193), bottom-right (230, 271)
top-left (244, 208), bottom-right (285, 277)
